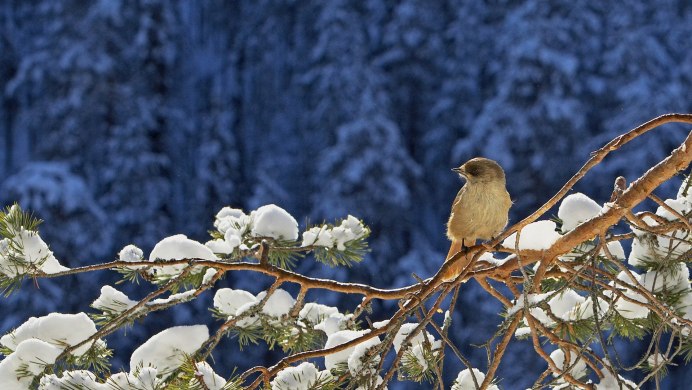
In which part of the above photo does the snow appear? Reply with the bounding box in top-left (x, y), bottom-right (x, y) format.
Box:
top-left (257, 288), bottom-right (295, 317)
top-left (628, 192), bottom-right (691, 269)
top-left (567, 297), bottom-right (610, 321)
top-left (1, 312), bottom-right (97, 356)
top-left (640, 262), bottom-right (690, 293)
top-left (215, 207), bottom-right (246, 221)
top-left (678, 292), bottom-right (692, 335)
top-left (323, 329), bottom-right (369, 370)
top-left (390, 323), bottom-right (440, 369)
top-left (629, 215), bottom-right (660, 237)
top-left (103, 369), bottom-right (161, 390)
top-left (300, 216), bottom-right (367, 250)
top-left (205, 238), bottom-right (237, 255)
top-left (301, 225), bottom-right (335, 247)
top-left (347, 335), bottom-right (381, 375)
top-left (103, 367), bottom-right (162, 389)
top-left (356, 376), bottom-right (387, 390)
top-left (476, 251), bottom-right (507, 266)
top-left (655, 198), bottom-right (690, 221)
top-left (129, 325), bottom-right (209, 379)
top-left (559, 240), bottom-right (625, 264)
top-left (313, 311), bottom-right (352, 336)
top-left (234, 300), bottom-right (262, 327)
top-left (0, 339), bottom-right (63, 390)
top-left (547, 289), bottom-right (586, 322)
top-left (299, 303), bottom-right (340, 324)
top-left (607, 271), bottom-right (651, 320)
top-left (213, 288), bottom-right (257, 317)
top-left (331, 215), bottom-right (367, 251)
top-left (223, 229), bottom-right (243, 250)
top-left (550, 348), bottom-right (587, 379)
top-left (271, 362), bottom-right (332, 390)
top-left (202, 268), bottom-right (217, 284)
top-left (251, 204), bottom-right (299, 241)
top-left (515, 327), bottom-right (531, 337)
top-left (392, 323), bottom-right (433, 353)
top-left (609, 288), bottom-right (650, 320)
top-left (149, 290), bottom-right (196, 305)
top-left (630, 230), bottom-right (690, 268)
top-left (39, 370), bottom-right (105, 390)
top-left (193, 362), bottom-right (226, 390)
top-left (409, 340), bottom-right (441, 370)
top-left (602, 241), bottom-right (626, 261)
top-left (510, 290), bottom-right (603, 325)
top-left (558, 193), bottom-right (603, 232)
top-left (91, 285), bottom-right (137, 313)
top-left (647, 353), bottom-right (665, 368)
top-left (628, 237), bottom-right (657, 267)
top-left (502, 220), bottom-right (561, 250)
top-left (373, 320), bottom-right (390, 329)
top-left (595, 370), bottom-right (638, 389)
top-left (677, 177), bottom-right (692, 204)
top-left (0, 229), bottom-right (69, 277)
top-left (615, 270), bottom-right (641, 286)
top-left (119, 244), bottom-right (144, 263)
top-left (215, 209), bottom-right (251, 236)
top-left (508, 293), bottom-right (552, 316)
top-left (211, 207), bottom-right (252, 254)
top-left (148, 234), bottom-right (218, 277)
top-left (213, 288), bottom-right (295, 327)
top-left (452, 368), bottom-right (499, 390)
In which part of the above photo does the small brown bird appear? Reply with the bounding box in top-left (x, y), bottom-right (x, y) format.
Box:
top-left (443, 157), bottom-right (512, 280)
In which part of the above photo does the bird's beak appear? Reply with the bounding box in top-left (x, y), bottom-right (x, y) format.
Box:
top-left (451, 167), bottom-right (464, 174)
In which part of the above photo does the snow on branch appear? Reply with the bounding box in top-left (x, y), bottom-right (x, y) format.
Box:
top-left (0, 114), bottom-right (691, 389)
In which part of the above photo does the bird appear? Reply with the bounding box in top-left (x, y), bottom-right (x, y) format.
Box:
top-left (442, 157), bottom-right (512, 281)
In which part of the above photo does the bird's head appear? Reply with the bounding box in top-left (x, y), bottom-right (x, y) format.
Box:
top-left (452, 157), bottom-right (506, 184)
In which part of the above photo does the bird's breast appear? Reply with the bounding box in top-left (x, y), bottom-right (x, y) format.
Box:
top-left (447, 183), bottom-right (511, 241)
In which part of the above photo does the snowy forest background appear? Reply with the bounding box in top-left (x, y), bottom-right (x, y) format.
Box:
top-left (0, 1), bottom-right (691, 388)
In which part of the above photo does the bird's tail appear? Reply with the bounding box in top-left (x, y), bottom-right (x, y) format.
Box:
top-left (441, 239), bottom-right (473, 281)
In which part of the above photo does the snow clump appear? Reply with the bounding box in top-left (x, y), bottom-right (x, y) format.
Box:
top-left (550, 348), bottom-right (587, 379)
top-left (558, 193), bottom-right (602, 232)
top-left (502, 220), bottom-right (561, 250)
top-left (331, 215), bottom-right (367, 250)
top-left (192, 361), bottom-right (226, 390)
top-left (301, 225), bottom-right (334, 247)
top-left (213, 288), bottom-right (296, 327)
top-left (451, 368), bottom-right (499, 390)
top-left (0, 339), bottom-right (64, 389)
top-left (119, 244), bottom-right (144, 263)
top-left (270, 362), bottom-right (332, 390)
top-left (91, 285), bottom-right (137, 314)
top-left (392, 323), bottom-right (441, 370)
top-left (251, 204), bottom-right (299, 241)
top-left (149, 234), bottom-right (217, 277)
top-left (129, 325), bottom-right (209, 379)
top-left (39, 370), bottom-right (105, 390)
top-left (302, 215), bottom-right (367, 251)
top-left (0, 313), bottom-right (99, 389)
top-left (0, 228), bottom-right (69, 277)
top-left (323, 330), bottom-right (370, 370)
top-left (1, 312), bottom-right (97, 356)
top-left (347, 335), bottom-right (381, 376)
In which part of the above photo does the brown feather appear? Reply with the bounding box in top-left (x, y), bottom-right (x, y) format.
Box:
top-left (442, 158), bottom-right (511, 281)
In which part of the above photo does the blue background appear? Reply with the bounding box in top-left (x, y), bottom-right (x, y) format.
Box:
top-left (0, 1), bottom-right (690, 388)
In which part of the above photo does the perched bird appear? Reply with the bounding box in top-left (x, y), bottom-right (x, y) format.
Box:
top-left (443, 157), bottom-right (512, 280)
